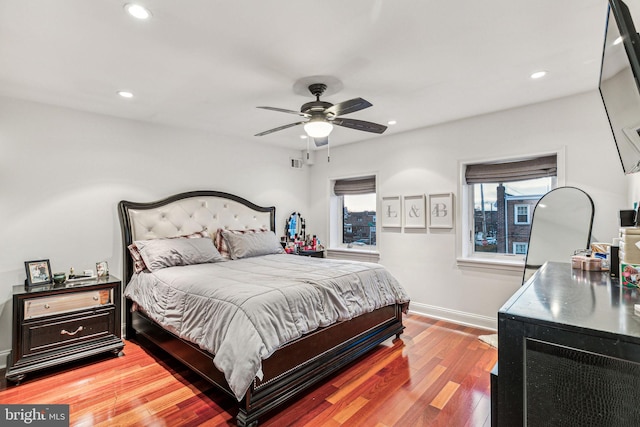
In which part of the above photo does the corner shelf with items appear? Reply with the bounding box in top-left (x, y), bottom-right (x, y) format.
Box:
top-left (5, 275), bottom-right (125, 384)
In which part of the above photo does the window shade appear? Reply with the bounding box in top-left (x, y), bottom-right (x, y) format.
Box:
top-left (465, 154), bottom-right (557, 184)
top-left (333, 176), bottom-right (376, 195)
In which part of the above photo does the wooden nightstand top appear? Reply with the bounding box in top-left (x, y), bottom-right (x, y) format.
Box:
top-left (14, 275), bottom-right (120, 297)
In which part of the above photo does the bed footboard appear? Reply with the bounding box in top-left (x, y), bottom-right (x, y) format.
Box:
top-left (126, 297), bottom-right (404, 426)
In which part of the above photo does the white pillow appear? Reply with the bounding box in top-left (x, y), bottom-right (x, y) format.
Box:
top-left (135, 237), bottom-right (225, 271)
top-left (221, 229), bottom-right (284, 259)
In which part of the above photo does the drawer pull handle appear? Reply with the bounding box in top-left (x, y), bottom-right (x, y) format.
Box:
top-left (61, 326), bottom-right (84, 336)
top-left (44, 304), bottom-right (50, 309)
top-left (93, 296), bottom-right (99, 301)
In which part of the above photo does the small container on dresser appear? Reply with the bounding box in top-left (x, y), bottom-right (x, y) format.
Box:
top-left (5, 276), bottom-right (125, 384)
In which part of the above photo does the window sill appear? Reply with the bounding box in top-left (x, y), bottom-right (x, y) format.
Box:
top-left (327, 248), bottom-right (380, 263)
top-left (456, 256), bottom-right (525, 273)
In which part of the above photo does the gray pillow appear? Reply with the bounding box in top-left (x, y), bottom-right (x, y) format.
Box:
top-left (136, 237), bottom-right (225, 271)
top-left (222, 229), bottom-right (284, 259)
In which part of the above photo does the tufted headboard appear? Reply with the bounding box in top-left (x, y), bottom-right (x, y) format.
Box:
top-left (118, 190), bottom-right (276, 284)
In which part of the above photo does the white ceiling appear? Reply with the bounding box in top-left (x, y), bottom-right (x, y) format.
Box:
top-left (0, 0), bottom-right (613, 149)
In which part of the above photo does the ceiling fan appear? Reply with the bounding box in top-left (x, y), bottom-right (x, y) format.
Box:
top-left (254, 83), bottom-right (387, 147)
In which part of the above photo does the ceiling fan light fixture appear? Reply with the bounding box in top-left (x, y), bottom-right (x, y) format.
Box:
top-left (304, 119), bottom-right (333, 138)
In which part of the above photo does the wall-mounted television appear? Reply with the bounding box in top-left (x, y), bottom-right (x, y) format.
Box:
top-left (599, 0), bottom-right (640, 174)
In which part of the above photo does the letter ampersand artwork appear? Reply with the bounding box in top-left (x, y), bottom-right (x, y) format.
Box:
top-left (408, 203), bottom-right (422, 218)
top-left (404, 195), bottom-right (426, 229)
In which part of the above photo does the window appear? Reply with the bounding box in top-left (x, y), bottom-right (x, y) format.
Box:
top-left (343, 194), bottom-right (376, 247)
top-left (513, 242), bottom-right (528, 255)
top-left (462, 154), bottom-right (558, 262)
top-left (514, 205), bottom-right (530, 225)
top-left (330, 175), bottom-right (377, 250)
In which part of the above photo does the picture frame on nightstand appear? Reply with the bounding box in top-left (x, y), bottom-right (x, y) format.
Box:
top-left (24, 259), bottom-right (53, 287)
top-left (96, 261), bottom-right (109, 277)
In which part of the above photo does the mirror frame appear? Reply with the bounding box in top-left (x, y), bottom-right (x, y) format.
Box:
top-left (285, 212), bottom-right (305, 240)
top-left (523, 186), bottom-right (594, 283)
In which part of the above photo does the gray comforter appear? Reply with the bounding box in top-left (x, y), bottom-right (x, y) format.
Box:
top-left (124, 253), bottom-right (410, 401)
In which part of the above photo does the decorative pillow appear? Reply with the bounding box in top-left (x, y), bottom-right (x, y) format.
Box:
top-left (128, 243), bottom-right (148, 273)
top-left (221, 229), bottom-right (284, 260)
top-left (135, 236), bottom-right (225, 272)
top-left (128, 230), bottom-right (211, 273)
top-left (214, 228), bottom-right (268, 259)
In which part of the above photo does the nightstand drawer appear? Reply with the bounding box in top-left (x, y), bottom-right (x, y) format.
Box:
top-left (24, 289), bottom-right (112, 319)
top-left (22, 308), bottom-right (115, 356)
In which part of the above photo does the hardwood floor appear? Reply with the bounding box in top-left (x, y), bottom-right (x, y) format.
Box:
top-left (0, 315), bottom-right (497, 426)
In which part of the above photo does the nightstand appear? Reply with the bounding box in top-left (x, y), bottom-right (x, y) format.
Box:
top-left (5, 275), bottom-right (125, 384)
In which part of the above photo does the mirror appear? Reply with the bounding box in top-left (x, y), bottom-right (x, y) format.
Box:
top-left (285, 212), bottom-right (305, 240)
top-left (523, 187), bottom-right (594, 283)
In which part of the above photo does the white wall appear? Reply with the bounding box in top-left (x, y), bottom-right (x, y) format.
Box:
top-left (0, 96), bottom-right (309, 363)
top-left (308, 90), bottom-right (627, 329)
top-left (0, 90), bottom-right (629, 366)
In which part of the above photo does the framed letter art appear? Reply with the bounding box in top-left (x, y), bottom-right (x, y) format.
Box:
top-left (404, 194), bottom-right (426, 229)
top-left (381, 196), bottom-right (402, 227)
top-left (429, 193), bottom-right (454, 229)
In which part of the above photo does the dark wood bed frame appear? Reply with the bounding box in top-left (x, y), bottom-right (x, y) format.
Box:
top-left (118, 190), bottom-right (406, 427)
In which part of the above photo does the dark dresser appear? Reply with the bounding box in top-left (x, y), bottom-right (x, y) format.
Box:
top-left (495, 262), bottom-right (640, 427)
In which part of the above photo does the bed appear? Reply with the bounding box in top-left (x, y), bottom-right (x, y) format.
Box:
top-left (118, 190), bottom-right (409, 426)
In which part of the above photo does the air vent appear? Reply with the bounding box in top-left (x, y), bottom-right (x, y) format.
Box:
top-left (290, 157), bottom-right (304, 169)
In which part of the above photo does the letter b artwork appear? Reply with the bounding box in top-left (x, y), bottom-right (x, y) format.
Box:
top-left (428, 193), bottom-right (454, 229)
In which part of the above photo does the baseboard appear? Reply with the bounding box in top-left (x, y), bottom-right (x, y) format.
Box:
top-left (409, 302), bottom-right (497, 331)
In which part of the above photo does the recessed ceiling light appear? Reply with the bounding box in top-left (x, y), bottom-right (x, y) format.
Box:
top-left (300, 135), bottom-right (308, 139)
top-left (117, 91), bottom-right (134, 98)
top-left (124, 3), bottom-right (152, 20)
top-left (387, 120), bottom-right (397, 126)
top-left (530, 71), bottom-right (547, 80)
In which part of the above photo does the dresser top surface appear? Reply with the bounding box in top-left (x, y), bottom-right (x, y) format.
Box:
top-left (13, 275), bottom-right (120, 297)
top-left (499, 262), bottom-right (640, 339)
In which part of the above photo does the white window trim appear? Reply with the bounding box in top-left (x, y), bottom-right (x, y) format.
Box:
top-left (456, 148), bottom-right (565, 271)
top-left (514, 204), bottom-right (531, 225)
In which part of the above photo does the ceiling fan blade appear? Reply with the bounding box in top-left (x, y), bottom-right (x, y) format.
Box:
top-left (313, 136), bottom-right (329, 147)
top-left (324, 98), bottom-right (372, 117)
top-left (257, 106), bottom-right (310, 117)
top-left (254, 121), bottom-right (305, 136)
top-left (332, 118), bottom-right (387, 134)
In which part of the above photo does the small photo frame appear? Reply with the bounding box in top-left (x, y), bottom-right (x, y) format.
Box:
top-left (25, 259), bottom-right (52, 287)
top-left (404, 194), bottom-right (426, 229)
top-left (96, 261), bottom-right (109, 277)
top-left (429, 193), bottom-right (454, 229)
top-left (381, 196), bottom-right (402, 228)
